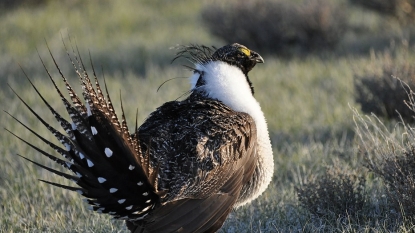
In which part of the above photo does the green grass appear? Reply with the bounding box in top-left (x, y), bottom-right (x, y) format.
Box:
top-left (1, 0), bottom-right (415, 232)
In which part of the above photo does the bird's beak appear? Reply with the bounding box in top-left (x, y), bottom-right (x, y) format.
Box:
top-left (250, 51), bottom-right (264, 64)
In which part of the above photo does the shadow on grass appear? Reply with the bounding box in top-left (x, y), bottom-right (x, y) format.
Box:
top-left (286, 26), bottom-right (415, 62)
top-left (270, 124), bottom-right (355, 151)
top-left (337, 26), bottom-right (415, 56)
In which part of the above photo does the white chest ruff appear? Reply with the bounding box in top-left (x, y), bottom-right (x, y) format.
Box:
top-left (190, 61), bottom-right (274, 206)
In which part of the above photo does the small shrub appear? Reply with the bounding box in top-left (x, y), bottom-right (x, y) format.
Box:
top-left (366, 146), bottom-right (415, 219)
top-left (296, 164), bottom-right (367, 220)
top-left (354, 91), bottom-right (415, 221)
top-left (350, 0), bottom-right (415, 24)
top-left (201, 0), bottom-right (347, 56)
top-left (354, 52), bottom-right (415, 122)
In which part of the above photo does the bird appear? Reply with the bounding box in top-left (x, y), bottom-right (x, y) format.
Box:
top-left (8, 42), bottom-right (274, 233)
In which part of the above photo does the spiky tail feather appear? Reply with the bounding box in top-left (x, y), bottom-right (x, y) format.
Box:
top-left (6, 43), bottom-right (159, 223)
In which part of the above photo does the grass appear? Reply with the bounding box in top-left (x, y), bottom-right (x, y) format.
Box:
top-left (2, 0), bottom-right (415, 232)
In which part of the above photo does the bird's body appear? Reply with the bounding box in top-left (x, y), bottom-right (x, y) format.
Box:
top-left (9, 43), bottom-right (274, 233)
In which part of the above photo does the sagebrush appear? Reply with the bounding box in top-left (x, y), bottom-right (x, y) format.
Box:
top-left (350, 0), bottom-right (415, 24)
top-left (366, 146), bottom-right (415, 219)
top-left (297, 164), bottom-right (367, 221)
top-left (354, 50), bottom-right (415, 122)
top-left (202, 0), bottom-right (347, 56)
top-left (354, 92), bottom-right (415, 223)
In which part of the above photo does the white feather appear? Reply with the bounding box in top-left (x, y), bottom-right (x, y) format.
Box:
top-left (86, 104), bottom-right (92, 116)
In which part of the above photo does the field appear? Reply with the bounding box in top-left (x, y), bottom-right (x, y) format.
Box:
top-left (1, 0), bottom-right (415, 232)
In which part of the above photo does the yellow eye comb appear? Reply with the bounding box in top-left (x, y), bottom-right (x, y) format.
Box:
top-left (238, 47), bottom-right (251, 57)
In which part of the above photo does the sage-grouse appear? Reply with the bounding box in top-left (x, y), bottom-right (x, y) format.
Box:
top-left (9, 43), bottom-right (274, 233)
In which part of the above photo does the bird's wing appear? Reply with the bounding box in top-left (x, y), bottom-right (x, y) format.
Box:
top-left (133, 98), bottom-right (258, 232)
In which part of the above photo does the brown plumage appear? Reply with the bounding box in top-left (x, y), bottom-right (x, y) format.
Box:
top-left (8, 43), bottom-right (273, 233)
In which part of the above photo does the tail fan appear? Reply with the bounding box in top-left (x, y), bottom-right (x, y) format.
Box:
top-left (7, 45), bottom-right (160, 222)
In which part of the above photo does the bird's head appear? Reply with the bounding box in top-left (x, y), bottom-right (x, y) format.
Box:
top-left (211, 43), bottom-right (264, 74)
top-left (174, 43), bottom-right (264, 76)
top-left (174, 43), bottom-right (263, 96)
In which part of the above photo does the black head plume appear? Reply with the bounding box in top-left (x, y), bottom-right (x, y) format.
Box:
top-left (174, 43), bottom-right (264, 75)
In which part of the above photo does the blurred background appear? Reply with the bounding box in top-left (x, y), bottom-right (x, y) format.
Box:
top-left (2, 0), bottom-right (415, 79)
top-left (2, 0), bottom-right (415, 232)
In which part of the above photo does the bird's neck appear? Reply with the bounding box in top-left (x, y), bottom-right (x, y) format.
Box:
top-left (190, 62), bottom-right (264, 132)
top-left (190, 62), bottom-right (254, 116)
